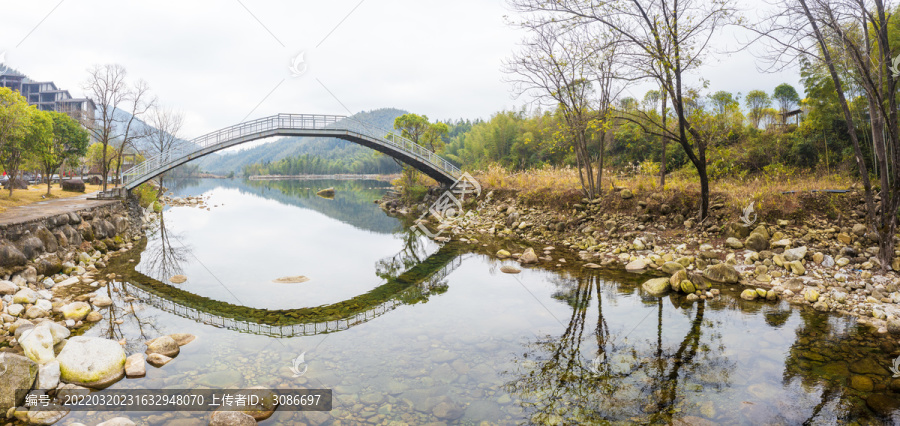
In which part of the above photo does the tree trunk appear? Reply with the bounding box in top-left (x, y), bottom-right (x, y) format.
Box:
top-left (595, 130), bottom-right (605, 195)
top-left (797, 0), bottom-right (875, 229)
top-left (698, 162), bottom-right (709, 223)
top-left (660, 88), bottom-right (668, 188)
top-left (101, 142), bottom-right (108, 192)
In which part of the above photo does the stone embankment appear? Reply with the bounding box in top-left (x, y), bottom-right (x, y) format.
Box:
top-left (0, 199), bottom-right (146, 419)
top-left (382, 187), bottom-right (900, 336)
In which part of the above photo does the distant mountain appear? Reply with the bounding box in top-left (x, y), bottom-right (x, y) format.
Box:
top-left (195, 108), bottom-right (408, 174)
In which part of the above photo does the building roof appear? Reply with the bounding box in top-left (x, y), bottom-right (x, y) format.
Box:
top-left (0, 69), bottom-right (27, 78)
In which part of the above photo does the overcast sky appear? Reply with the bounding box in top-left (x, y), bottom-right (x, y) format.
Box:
top-left (1, 0), bottom-right (800, 137)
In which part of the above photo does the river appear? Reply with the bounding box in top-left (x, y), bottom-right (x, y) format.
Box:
top-left (60, 178), bottom-right (899, 425)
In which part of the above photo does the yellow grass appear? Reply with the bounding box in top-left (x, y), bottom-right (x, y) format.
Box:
top-left (471, 163), bottom-right (857, 216)
top-left (0, 183), bottom-right (103, 213)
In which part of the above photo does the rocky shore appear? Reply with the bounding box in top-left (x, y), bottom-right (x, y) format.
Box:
top-left (382, 186), bottom-right (900, 337)
top-left (0, 200), bottom-right (143, 422)
top-left (0, 196), bottom-right (279, 425)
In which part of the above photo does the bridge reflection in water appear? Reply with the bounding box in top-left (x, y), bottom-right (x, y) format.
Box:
top-left (112, 243), bottom-right (465, 338)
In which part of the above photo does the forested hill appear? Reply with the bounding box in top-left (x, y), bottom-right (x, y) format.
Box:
top-left (196, 108), bottom-right (408, 174)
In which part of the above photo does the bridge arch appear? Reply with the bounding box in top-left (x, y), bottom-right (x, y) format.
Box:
top-left (109, 243), bottom-right (465, 337)
top-left (123, 114), bottom-right (462, 190)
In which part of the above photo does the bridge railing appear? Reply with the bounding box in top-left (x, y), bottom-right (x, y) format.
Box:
top-left (124, 113), bottom-right (462, 187)
top-left (338, 118), bottom-right (462, 178)
top-left (124, 114), bottom-right (346, 184)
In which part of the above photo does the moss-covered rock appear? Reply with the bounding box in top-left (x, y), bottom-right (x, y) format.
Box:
top-left (0, 240), bottom-right (27, 268)
top-left (740, 289), bottom-right (758, 300)
top-left (804, 289), bottom-right (819, 302)
top-left (661, 261), bottom-right (684, 274)
top-left (0, 354), bottom-right (38, 413)
top-left (744, 232), bottom-right (768, 251)
top-left (35, 255), bottom-right (62, 276)
top-left (641, 278), bottom-right (670, 296)
top-left (61, 302), bottom-right (91, 321)
top-left (79, 222), bottom-right (94, 242)
top-left (34, 226), bottom-right (58, 253)
top-left (669, 269), bottom-right (688, 291)
top-left (93, 240), bottom-right (108, 253)
top-left (16, 235), bottom-right (45, 259)
top-left (57, 336), bottom-right (125, 388)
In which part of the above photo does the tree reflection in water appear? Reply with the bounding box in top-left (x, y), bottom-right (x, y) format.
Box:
top-left (140, 209), bottom-right (191, 283)
top-left (92, 279), bottom-right (164, 355)
top-left (375, 230), bottom-right (450, 304)
top-left (504, 271), bottom-right (734, 424)
top-left (780, 307), bottom-right (900, 424)
top-left (91, 209), bottom-right (190, 353)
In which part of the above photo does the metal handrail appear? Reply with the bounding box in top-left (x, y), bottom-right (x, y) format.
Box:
top-left (123, 113), bottom-right (461, 186)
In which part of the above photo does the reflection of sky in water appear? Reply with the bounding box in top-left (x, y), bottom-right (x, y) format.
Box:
top-left (79, 256), bottom-right (899, 425)
top-left (136, 180), bottom-right (413, 309)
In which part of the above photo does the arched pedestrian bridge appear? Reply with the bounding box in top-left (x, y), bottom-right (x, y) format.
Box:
top-left (122, 114), bottom-right (462, 190)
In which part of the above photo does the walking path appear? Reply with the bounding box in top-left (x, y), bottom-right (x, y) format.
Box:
top-left (0, 191), bottom-right (118, 227)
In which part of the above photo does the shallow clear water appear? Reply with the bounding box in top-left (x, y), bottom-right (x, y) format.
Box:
top-left (59, 178), bottom-right (900, 425)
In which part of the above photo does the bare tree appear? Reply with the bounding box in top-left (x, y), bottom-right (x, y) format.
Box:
top-left (504, 24), bottom-right (621, 198)
top-left (83, 64), bottom-right (128, 192)
top-left (144, 106), bottom-right (185, 196)
top-left (642, 88), bottom-right (670, 187)
top-left (592, 42), bottom-right (625, 194)
top-left (753, 0), bottom-right (894, 267)
top-left (509, 0), bottom-right (740, 219)
top-left (114, 79), bottom-right (156, 186)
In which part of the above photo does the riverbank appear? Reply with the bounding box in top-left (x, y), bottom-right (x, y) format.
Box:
top-left (0, 196), bottom-right (150, 419)
top-left (381, 176), bottom-right (900, 338)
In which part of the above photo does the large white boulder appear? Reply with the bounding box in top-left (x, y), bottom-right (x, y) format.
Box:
top-left (57, 336), bottom-right (126, 388)
top-left (19, 324), bottom-right (56, 364)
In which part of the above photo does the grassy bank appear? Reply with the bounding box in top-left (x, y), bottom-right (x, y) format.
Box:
top-left (470, 164), bottom-right (858, 223)
top-left (0, 183), bottom-right (103, 213)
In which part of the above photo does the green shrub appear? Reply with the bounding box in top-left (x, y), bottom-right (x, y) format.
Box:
top-left (133, 183), bottom-right (159, 208)
top-left (404, 185), bottom-right (428, 203)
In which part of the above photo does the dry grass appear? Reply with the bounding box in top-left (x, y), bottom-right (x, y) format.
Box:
top-left (470, 163), bottom-right (858, 220)
top-left (475, 164), bottom-right (585, 205)
top-left (0, 183), bottom-right (103, 213)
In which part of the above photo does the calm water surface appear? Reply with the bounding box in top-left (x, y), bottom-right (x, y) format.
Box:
top-left (60, 178), bottom-right (900, 425)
